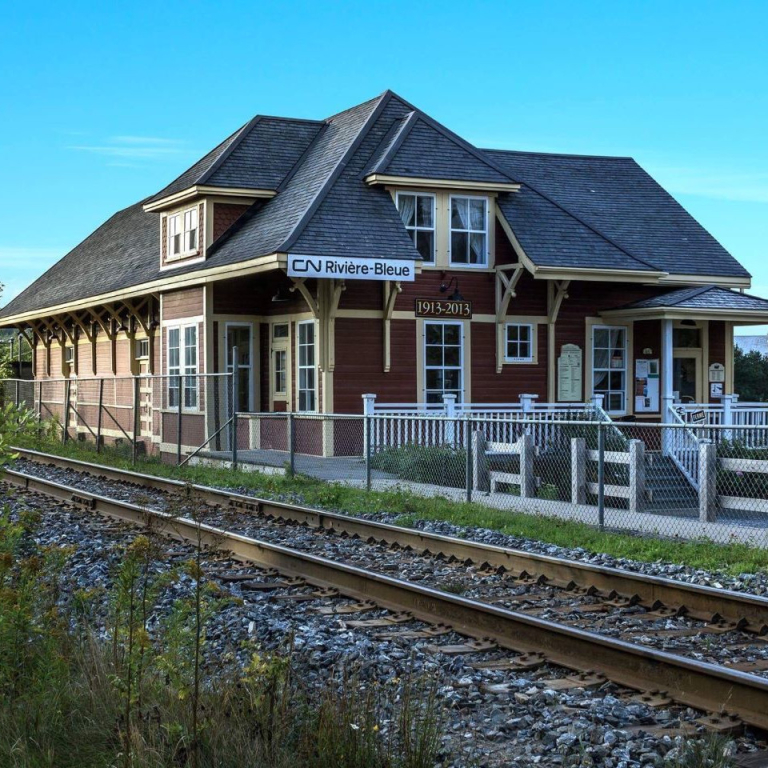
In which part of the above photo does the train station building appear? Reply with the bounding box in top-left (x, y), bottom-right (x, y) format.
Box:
top-left (3, 90), bottom-right (768, 457)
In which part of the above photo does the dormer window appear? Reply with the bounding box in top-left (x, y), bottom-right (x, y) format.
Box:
top-left (168, 214), bottom-right (181, 257)
top-left (450, 196), bottom-right (488, 267)
top-left (397, 192), bottom-right (435, 262)
top-left (184, 208), bottom-right (198, 251)
top-left (166, 206), bottom-right (199, 260)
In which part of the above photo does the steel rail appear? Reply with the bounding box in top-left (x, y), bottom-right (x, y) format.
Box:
top-left (12, 447), bottom-right (768, 632)
top-left (5, 465), bottom-right (768, 730)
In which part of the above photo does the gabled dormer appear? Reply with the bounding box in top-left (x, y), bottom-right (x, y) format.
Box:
top-left (363, 108), bottom-right (519, 271)
top-left (143, 114), bottom-right (323, 269)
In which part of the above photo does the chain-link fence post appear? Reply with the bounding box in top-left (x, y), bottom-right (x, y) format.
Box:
top-left (177, 373), bottom-right (183, 466)
top-left (230, 347), bottom-right (239, 458)
top-left (132, 375), bottom-right (140, 465)
top-left (597, 422), bottom-right (605, 529)
top-left (465, 415), bottom-right (473, 503)
top-left (232, 413), bottom-right (239, 471)
top-left (365, 413), bottom-right (372, 492)
top-left (96, 378), bottom-right (104, 453)
top-left (36, 380), bottom-right (42, 443)
top-left (63, 379), bottom-right (71, 444)
top-left (288, 412), bottom-right (295, 478)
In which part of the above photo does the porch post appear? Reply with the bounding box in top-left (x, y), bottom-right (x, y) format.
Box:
top-left (661, 319), bottom-right (674, 455)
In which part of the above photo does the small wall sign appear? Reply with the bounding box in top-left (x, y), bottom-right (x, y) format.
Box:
top-left (709, 363), bottom-right (725, 383)
top-left (415, 298), bottom-right (472, 319)
top-left (710, 381), bottom-right (724, 398)
top-left (557, 344), bottom-right (583, 402)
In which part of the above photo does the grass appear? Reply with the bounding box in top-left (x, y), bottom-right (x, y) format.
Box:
top-left (0, 493), bottom-right (443, 768)
top-left (13, 436), bottom-right (768, 576)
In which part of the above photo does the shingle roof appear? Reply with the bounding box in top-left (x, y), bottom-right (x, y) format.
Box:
top-left (486, 150), bottom-right (750, 279)
top-left (148, 116), bottom-right (323, 202)
top-left (0, 200), bottom-right (162, 318)
top-left (0, 91), bottom-right (755, 321)
top-left (365, 111), bottom-right (514, 185)
top-left (613, 286), bottom-right (768, 312)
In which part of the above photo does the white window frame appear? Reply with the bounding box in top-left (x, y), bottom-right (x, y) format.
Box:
top-left (423, 320), bottom-right (464, 404)
top-left (448, 195), bottom-right (489, 268)
top-left (504, 323), bottom-right (534, 363)
top-left (166, 206), bottom-right (199, 261)
top-left (592, 325), bottom-right (628, 415)
top-left (184, 207), bottom-right (199, 253)
top-left (296, 320), bottom-right (317, 413)
top-left (135, 338), bottom-right (150, 360)
top-left (395, 191), bottom-right (436, 263)
top-left (64, 345), bottom-right (74, 364)
top-left (167, 323), bottom-right (199, 411)
top-left (273, 348), bottom-right (287, 397)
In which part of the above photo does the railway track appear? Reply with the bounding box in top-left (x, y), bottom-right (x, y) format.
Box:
top-left (5, 450), bottom-right (768, 737)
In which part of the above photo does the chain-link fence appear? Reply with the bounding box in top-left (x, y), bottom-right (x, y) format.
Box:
top-left (6, 375), bottom-right (768, 545)
top-left (1, 374), bottom-right (233, 464)
top-left (200, 410), bottom-right (768, 545)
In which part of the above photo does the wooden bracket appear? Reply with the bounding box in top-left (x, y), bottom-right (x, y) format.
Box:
top-left (289, 278), bottom-right (319, 318)
top-left (383, 281), bottom-right (403, 373)
top-left (495, 265), bottom-right (524, 373)
top-left (548, 280), bottom-right (570, 324)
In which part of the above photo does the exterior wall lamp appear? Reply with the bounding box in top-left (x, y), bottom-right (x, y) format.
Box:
top-left (439, 276), bottom-right (464, 301)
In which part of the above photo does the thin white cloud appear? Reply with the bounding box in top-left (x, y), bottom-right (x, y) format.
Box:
top-left (0, 247), bottom-right (65, 305)
top-left (647, 165), bottom-right (768, 205)
top-left (69, 135), bottom-right (190, 160)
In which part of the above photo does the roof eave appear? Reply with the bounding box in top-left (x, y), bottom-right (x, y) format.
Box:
top-left (658, 273), bottom-right (751, 289)
top-left (600, 306), bottom-right (768, 323)
top-left (364, 174), bottom-right (520, 193)
top-left (143, 185), bottom-right (276, 212)
top-left (531, 264), bottom-right (668, 283)
top-left (0, 253), bottom-right (286, 326)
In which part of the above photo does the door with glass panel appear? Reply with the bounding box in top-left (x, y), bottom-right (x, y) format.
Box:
top-left (592, 326), bottom-right (628, 414)
top-left (673, 351), bottom-right (701, 403)
top-left (226, 325), bottom-right (252, 412)
top-left (424, 321), bottom-right (464, 404)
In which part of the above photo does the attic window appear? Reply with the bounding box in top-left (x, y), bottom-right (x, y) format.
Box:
top-left (167, 207), bottom-right (199, 260)
top-left (449, 196), bottom-right (488, 267)
top-left (396, 192), bottom-right (435, 262)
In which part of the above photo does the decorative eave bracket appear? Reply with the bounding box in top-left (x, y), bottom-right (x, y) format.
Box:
top-left (495, 264), bottom-right (524, 373)
top-left (383, 280), bottom-right (402, 373)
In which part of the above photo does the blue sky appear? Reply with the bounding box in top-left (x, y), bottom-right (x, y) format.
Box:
top-left (1, 1), bottom-right (766, 333)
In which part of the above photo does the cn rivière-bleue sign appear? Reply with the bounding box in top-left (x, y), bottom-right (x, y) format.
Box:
top-left (287, 254), bottom-right (415, 281)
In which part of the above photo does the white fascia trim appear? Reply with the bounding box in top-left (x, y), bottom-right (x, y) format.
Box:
top-left (143, 185), bottom-right (275, 212)
top-left (600, 307), bottom-right (768, 322)
top-left (0, 253), bottom-right (287, 326)
top-left (365, 173), bottom-right (520, 193)
top-left (658, 273), bottom-right (752, 288)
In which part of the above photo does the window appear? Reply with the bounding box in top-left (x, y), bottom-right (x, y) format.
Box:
top-left (424, 321), bottom-right (463, 404)
top-left (64, 346), bottom-right (74, 364)
top-left (297, 321), bottom-right (316, 412)
top-left (273, 323), bottom-right (289, 340)
top-left (167, 206), bottom-right (198, 259)
top-left (135, 338), bottom-right (149, 359)
top-left (592, 326), bottom-right (627, 413)
top-left (168, 325), bottom-right (198, 409)
top-left (274, 349), bottom-right (287, 395)
top-left (450, 196), bottom-right (487, 266)
top-left (505, 324), bottom-right (534, 362)
top-left (184, 208), bottom-right (198, 252)
top-left (397, 193), bottom-right (435, 262)
top-left (168, 214), bottom-right (181, 257)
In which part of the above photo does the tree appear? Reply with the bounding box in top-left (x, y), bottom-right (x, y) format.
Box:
top-left (734, 346), bottom-right (768, 402)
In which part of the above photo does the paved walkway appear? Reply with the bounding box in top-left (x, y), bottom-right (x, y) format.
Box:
top-left (197, 448), bottom-right (768, 546)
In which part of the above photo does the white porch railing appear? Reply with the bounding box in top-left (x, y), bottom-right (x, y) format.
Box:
top-left (667, 407), bottom-right (701, 490)
top-left (363, 393), bottom-right (605, 453)
top-left (675, 396), bottom-right (768, 448)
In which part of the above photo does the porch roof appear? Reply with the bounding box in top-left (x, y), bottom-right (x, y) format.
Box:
top-left (600, 285), bottom-right (768, 323)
